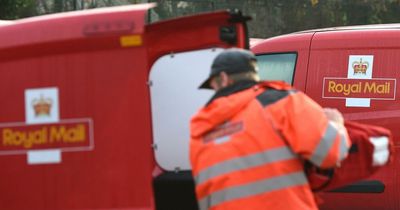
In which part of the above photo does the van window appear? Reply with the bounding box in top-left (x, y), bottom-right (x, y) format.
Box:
top-left (256, 53), bottom-right (297, 85)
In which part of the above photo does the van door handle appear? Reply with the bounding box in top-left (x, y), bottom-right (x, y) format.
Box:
top-left (329, 180), bottom-right (385, 193)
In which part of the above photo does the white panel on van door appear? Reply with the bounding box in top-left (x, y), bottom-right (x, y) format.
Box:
top-left (149, 48), bottom-right (223, 171)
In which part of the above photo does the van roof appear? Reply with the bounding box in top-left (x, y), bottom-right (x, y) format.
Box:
top-left (0, 20), bottom-right (13, 26)
top-left (294, 23), bottom-right (400, 34)
top-left (0, 4), bottom-right (154, 52)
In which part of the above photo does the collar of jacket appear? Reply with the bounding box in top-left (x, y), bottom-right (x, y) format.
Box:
top-left (206, 80), bottom-right (258, 105)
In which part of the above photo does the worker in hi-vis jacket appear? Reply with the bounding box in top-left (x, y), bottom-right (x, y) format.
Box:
top-left (190, 48), bottom-right (350, 210)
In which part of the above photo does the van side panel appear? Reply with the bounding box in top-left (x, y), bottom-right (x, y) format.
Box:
top-left (0, 41), bottom-right (154, 210)
top-left (306, 29), bottom-right (400, 210)
top-left (0, 5), bottom-right (155, 210)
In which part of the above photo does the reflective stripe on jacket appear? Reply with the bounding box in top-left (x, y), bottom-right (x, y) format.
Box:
top-left (190, 81), bottom-right (350, 210)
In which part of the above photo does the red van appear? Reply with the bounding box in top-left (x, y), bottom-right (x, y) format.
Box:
top-left (0, 3), bottom-right (250, 210)
top-left (252, 25), bottom-right (400, 210)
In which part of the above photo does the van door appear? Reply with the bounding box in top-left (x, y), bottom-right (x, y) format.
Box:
top-left (0, 3), bottom-right (156, 210)
top-left (306, 28), bottom-right (400, 210)
top-left (146, 11), bottom-right (250, 210)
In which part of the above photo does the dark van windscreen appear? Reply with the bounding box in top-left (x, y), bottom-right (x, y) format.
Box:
top-left (256, 53), bottom-right (297, 85)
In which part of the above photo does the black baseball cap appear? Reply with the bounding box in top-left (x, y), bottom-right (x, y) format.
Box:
top-left (199, 48), bottom-right (257, 89)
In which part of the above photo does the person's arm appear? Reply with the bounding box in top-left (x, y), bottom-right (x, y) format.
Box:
top-left (270, 91), bottom-right (350, 168)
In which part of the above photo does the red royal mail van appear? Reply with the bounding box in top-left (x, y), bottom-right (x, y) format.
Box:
top-left (251, 24), bottom-right (400, 210)
top-left (0, 3), bottom-right (250, 210)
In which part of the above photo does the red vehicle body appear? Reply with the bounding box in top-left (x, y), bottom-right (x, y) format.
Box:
top-left (0, 3), bottom-right (249, 210)
top-left (1, 3), bottom-right (398, 210)
top-left (252, 25), bottom-right (400, 210)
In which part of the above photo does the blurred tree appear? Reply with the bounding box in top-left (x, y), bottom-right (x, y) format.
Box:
top-left (0, 0), bottom-right (36, 19)
top-left (2, 0), bottom-right (400, 38)
top-left (148, 0), bottom-right (400, 38)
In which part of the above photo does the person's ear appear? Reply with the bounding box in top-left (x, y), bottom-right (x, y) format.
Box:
top-left (210, 75), bottom-right (222, 90)
top-left (219, 72), bottom-right (230, 87)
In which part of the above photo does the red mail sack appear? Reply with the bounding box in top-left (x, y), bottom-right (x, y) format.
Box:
top-left (307, 120), bottom-right (394, 192)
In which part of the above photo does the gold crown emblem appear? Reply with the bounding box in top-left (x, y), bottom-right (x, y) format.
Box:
top-left (32, 95), bottom-right (52, 117)
top-left (352, 58), bottom-right (369, 74)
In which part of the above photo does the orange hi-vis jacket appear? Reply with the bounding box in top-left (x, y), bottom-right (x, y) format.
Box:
top-left (190, 81), bottom-right (351, 210)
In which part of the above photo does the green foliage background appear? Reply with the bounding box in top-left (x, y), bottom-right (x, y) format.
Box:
top-left (1, 0), bottom-right (400, 38)
top-left (0, 0), bottom-right (36, 19)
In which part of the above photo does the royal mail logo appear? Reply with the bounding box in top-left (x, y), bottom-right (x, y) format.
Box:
top-left (322, 55), bottom-right (397, 107)
top-left (0, 86), bottom-right (95, 165)
top-left (323, 78), bottom-right (396, 99)
top-left (203, 121), bottom-right (243, 144)
top-left (0, 119), bottom-right (93, 155)
top-left (352, 58), bottom-right (369, 75)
